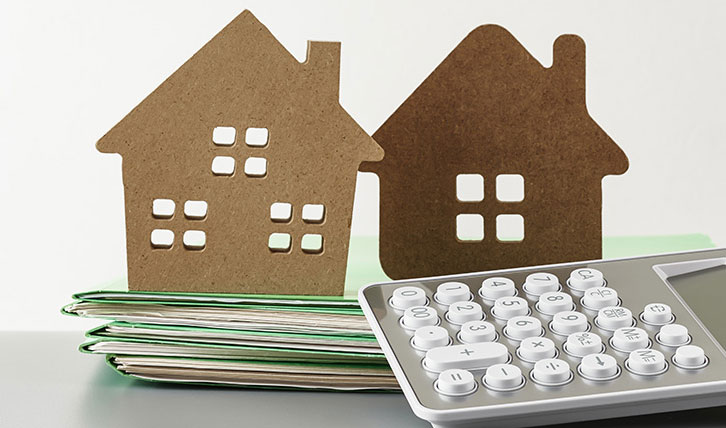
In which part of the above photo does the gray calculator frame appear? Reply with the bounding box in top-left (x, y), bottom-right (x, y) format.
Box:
top-left (359, 248), bottom-right (726, 428)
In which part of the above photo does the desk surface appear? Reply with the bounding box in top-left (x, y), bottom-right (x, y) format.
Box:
top-left (2, 331), bottom-right (725, 428)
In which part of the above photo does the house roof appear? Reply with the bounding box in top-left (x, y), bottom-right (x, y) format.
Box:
top-left (365, 25), bottom-right (628, 177)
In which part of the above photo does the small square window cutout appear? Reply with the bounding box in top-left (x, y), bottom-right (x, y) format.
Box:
top-left (456, 214), bottom-right (484, 242)
top-left (183, 230), bottom-right (206, 250)
top-left (245, 127), bottom-right (269, 147)
top-left (244, 157), bottom-right (267, 177)
top-left (268, 233), bottom-right (292, 252)
top-left (496, 174), bottom-right (524, 202)
top-left (212, 126), bottom-right (236, 146)
top-left (496, 214), bottom-right (524, 242)
top-left (152, 199), bottom-right (175, 219)
top-left (211, 156), bottom-right (235, 176)
top-left (150, 229), bottom-right (174, 249)
top-left (270, 202), bottom-right (292, 222)
top-left (184, 200), bottom-right (208, 219)
top-left (301, 234), bottom-right (324, 254)
top-left (302, 204), bottom-right (325, 223)
top-left (456, 174), bottom-right (484, 202)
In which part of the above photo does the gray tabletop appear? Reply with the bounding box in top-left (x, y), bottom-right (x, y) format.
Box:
top-left (1, 332), bottom-right (724, 428)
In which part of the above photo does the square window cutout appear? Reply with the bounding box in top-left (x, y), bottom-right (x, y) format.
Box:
top-left (496, 174), bottom-right (524, 202)
top-left (211, 156), bottom-right (235, 176)
top-left (150, 229), bottom-right (174, 249)
top-left (496, 214), bottom-right (524, 242)
top-left (268, 233), bottom-right (292, 252)
top-left (212, 126), bottom-right (236, 146)
top-left (184, 200), bottom-right (208, 219)
top-left (456, 214), bottom-right (484, 242)
top-left (152, 199), bottom-right (175, 219)
top-left (456, 174), bottom-right (484, 202)
top-left (246, 127), bottom-right (269, 147)
top-left (302, 204), bottom-right (325, 223)
top-left (244, 157), bottom-right (267, 177)
top-left (183, 230), bottom-right (206, 250)
top-left (301, 234), bottom-right (324, 254)
top-left (270, 202), bottom-right (292, 222)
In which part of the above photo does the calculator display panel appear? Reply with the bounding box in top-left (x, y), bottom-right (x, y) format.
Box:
top-left (668, 265), bottom-right (726, 348)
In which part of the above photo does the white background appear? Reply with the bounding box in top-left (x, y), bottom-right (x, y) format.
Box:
top-left (1, 0), bottom-right (725, 331)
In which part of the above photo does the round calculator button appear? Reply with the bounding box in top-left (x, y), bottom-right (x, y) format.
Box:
top-left (536, 292), bottom-right (574, 315)
top-left (480, 277), bottom-right (516, 300)
top-left (564, 332), bottom-right (603, 357)
top-left (402, 306), bottom-right (439, 329)
top-left (550, 311), bottom-right (589, 335)
top-left (641, 303), bottom-right (674, 325)
top-left (611, 327), bottom-right (650, 352)
top-left (505, 316), bottom-right (542, 341)
top-left (459, 321), bottom-right (497, 343)
top-left (626, 349), bottom-right (667, 375)
top-left (673, 345), bottom-right (708, 369)
top-left (436, 369), bottom-right (477, 396)
top-left (447, 301), bottom-right (484, 324)
top-left (518, 337), bottom-right (557, 362)
top-left (657, 324), bottom-right (691, 347)
top-left (483, 364), bottom-right (525, 391)
top-left (578, 354), bottom-right (620, 381)
top-left (413, 326), bottom-right (450, 350)
top-left (595, 306), bottom-right (634, 331)
top-left (581, 287), bottom-right (619, 310)
top-left (568, 268), bottom-right (605, 291)
top-left (390, 286), bottom-right (427, 309)
top-left (531, 358), bottom-right (573, 386)
top-left (492, 296), bottom-right (529, 320)
top-left (435, 282), bottom-right (471, 305)
top-left (523, 272), bottom-right (561, 296)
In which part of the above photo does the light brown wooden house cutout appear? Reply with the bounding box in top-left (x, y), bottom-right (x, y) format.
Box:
top-left (362, 25), bottom-right (629, 280)
top-left (97, 10), bottom-right (382, 295)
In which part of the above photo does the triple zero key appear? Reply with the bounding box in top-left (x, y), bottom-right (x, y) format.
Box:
top-left (424, 342), bottom-right (510, 372)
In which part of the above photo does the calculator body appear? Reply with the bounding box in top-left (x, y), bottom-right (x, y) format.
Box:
top-left (358, 248), bottom-right (726, 428)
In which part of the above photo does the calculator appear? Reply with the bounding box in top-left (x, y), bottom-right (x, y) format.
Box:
top-left (358, 248), bottom-right (726, 427)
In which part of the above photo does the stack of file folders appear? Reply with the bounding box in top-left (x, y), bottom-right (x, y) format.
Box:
top-left (62, 289), bottom-right (398, 391)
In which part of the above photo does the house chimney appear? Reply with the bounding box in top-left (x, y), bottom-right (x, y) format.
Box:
top-left (553, 35), bottom-right (586, 101)
top-left (306, 41), bottom-right (341, 97)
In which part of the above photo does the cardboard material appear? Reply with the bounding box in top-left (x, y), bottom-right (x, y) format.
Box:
top-left (97, 10), bottom-right (382, 295)
top-left (361, 25), bottom-right (629, 279)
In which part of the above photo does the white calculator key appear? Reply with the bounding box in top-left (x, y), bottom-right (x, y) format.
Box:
top-left (523, 272), bottom-right (561, 296)
top-left (436, 369), bottom-right (476, 395)
top-left (582, 287), bottom-right (619, 310)
top-left (658, 324), bottom-right (690, 347)
top-left (447, 301), bottom-right (484, 324)
top-left (402, 306), bottom-right (439, 329)
top-left (424, 342), bottom-right (510, 372)
top-left (596, 306), bottom-right (633, 330)
top-left (551, 311), bottom-right (589, 335)
top-left (492, 296), bottom-right (529, 320)
top-left (568, 268), bottom-right (605, 291)
top-left (480, 277), bottom-right (516, 300)
top-left (518, 337), bottom-right (557, 362)
top-left (579, 353), bottom-right (619, 380)
top-left (505, 316), bottom-right (542, 340)
top-left (413, 326), bottom-right (450, 350)
top-left (674, 345), bottom-right (707, 368)
top-left (642, 303), bottom-right (673, 325)
top-left (531, 358), bottom-right (572, 385)
top-left (611, 327), bottom-right (649, 352)
top-left (391, 286), bottom-right (427, 309)
top-left (565, 332), bottom-right (602, 357)
top-left (627, 349), bottom-right (667, 375)
top-left (459, 320), bottom-right (497, 343)
top-left (435, 282), bottom-right (471, 305)
top-left (483, 363), bottom-right (524, 390)
top-left (537, 292), bottom-right (573, 315)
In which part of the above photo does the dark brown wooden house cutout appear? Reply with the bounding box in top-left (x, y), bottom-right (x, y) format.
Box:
top-left (362, 25), bottom-right (629, 280)
top-left (97, 10), bottom-right (383, 295)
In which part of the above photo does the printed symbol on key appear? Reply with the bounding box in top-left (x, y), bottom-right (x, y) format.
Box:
top-left (532, 340), bottom-right (545, 348)
top-left (595, 356), bottom-right (606, 366)
top-left (649, 304), bottom-right (667, 313)
top-left (622, 328), bottom-right (640, 340)
top-left (533, 275), bottom-right (552, 281)
top-left (577, 269), bottom-right (595, 279)
top-left (637, 349), bottom-right (658, 362)
top-left (591, 289), bottom-right (614, 298)
top-left (451, 372), bottom-right (463, 381)
top-left (460, 348), bottom-right (475, 356)
top-left (577, 335), bottom-right (593, 346)
top-left (546, 361), bottom-right (561, 371)
top-left (604, 308), bottom-right (627, 318)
